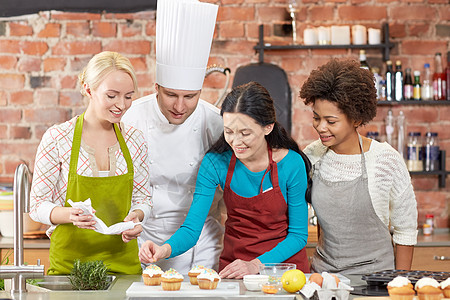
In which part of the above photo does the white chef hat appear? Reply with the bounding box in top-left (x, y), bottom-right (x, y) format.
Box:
top-left (156, 0), bottom-right (219, 91)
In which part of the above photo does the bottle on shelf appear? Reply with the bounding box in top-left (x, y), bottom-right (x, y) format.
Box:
top-left (397, 111), bottom-right (405, 158)
top-left (406, 132), bottom-right (423, 172)
top-left (424, 132), bottom-right (440, 171)
top-left (359, 50), bottom-right (370, 70)
top-left (385, 109), bottom-right (395, 147)
top-left (379, 80), bottom-right (387, 101)
top-left (394, 60), bottom-right (403, 101)
top-left (386, 60), bottom-right (394, 101)
top-left (403, 68), bottom-right (413, 100)
top-left (424, 214), bottom-right (434, 235)
top-left (413, 71), bottom-right (421, 101)
top-left (371, 67), bottom-right (382, 100)
top-left (446, 51), bottom-right (450, 101)
top-left (432, 52), bottom-right (446, 100)
top-left (421, 63), bottom-right (433, 101)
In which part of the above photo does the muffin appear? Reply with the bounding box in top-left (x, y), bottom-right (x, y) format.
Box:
top-left (440, 278), bottom-right (450, 298)
top-left (387, 276), bottom-right (415, 300)
top-left (197, 268), bottom-right (221, 290)
top-left (415, 277), bottom-right (443, 300)
top-left (161, 268), bottom-right (184, 291)
top-left (188, 265), bottom-right (206, 285)
top-left (142, 264), bottom-right (164, 286)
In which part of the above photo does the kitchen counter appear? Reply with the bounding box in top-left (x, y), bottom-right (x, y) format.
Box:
top-left (0, 274), bottom-right (367, 300)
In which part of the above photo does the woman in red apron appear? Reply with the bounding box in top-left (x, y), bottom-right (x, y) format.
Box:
top-left (139, 81), bottom-right (310, 278)
top-left (30, 51), bottom-right (152, 274)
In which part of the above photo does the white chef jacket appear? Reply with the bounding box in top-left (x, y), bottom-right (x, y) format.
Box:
top-left (122, 93), bottom-right (224, 274)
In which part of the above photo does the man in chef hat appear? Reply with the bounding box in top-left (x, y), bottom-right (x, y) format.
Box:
top-left (122, 0), bottom-right (223, 274)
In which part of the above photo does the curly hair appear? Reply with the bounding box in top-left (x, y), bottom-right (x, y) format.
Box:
top-left (299, 59), bottom-right (377, 125)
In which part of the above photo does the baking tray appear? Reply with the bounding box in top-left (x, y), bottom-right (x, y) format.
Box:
top-left (362, 269), bottom-right (450, 286)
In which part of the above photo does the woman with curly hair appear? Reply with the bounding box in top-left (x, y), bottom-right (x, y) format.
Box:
top-left (300, 59), bottom-right (417, 274)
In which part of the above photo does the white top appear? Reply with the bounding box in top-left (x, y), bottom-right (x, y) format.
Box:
top-left (415, 277), bottom-right (440, 289)
top-left (440, 278), bottom-right (450, 289)
top-left (304, 139), bottom-right (418, 246)
top-left (388, 276), bottom-right (412, 288)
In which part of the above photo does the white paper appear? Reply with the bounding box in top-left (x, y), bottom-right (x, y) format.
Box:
top-left (68, 199), bottom-right (140, 235)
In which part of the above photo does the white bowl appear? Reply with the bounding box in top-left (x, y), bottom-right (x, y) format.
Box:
top-left (243, 275), bottom-right (269, 291)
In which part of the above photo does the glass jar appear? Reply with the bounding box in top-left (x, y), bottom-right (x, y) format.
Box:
top-left (424, 132), bottom-right (439, 171)
top-left (406, 132), bottom-right (423, 172)
top-left (424, 214), bottom-right (434, 235)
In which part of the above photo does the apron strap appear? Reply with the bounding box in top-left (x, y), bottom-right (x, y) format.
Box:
top-left (114, 123), bottom-right (134, 175)
top-left (224, 153), bottom-right (237, 190)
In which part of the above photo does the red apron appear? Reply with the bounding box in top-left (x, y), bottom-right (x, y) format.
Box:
top-left (219, 148), bottom-right (310, 273)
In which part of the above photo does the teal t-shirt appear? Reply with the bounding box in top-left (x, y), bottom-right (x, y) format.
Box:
top-left (166, 149), bottom-right (309, 264)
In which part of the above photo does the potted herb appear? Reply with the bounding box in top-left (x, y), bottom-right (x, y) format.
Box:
top-left (69, 259), bottom-right (111, 290)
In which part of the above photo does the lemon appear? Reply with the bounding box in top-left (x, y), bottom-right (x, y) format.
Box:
top-left (281, 269), bottom-right (306, 293)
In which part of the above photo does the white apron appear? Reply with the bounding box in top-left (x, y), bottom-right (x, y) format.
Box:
top-left (311, 136), bottom-right (395, 275)
top-left (122, 94), bottom-right (224, 274)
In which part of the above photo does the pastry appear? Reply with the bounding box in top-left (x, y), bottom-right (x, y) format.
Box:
top-left (161, 268), bottom-right (184, 291)
top-left (142, 264), bottom-right (164, 286)
top-left (197, 268), bottom-right (221, 290)
top-left (440, 278), bottom-right (450, 298)
top-left (387, 276), bottom-right (415, 300)
top-left (188, 265), bottom-right (205, 285)
top-left (415, 277), bottom-right (443, 300)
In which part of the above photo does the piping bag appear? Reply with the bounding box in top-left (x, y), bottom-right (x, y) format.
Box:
top-left (68, 199), bottom-right (141, 235)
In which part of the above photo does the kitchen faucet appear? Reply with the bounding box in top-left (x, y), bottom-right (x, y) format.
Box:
top-left (0, 163), bottom-right (45, 294)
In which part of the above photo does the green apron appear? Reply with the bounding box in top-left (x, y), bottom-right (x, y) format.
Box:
top-left (48, 113), bottom-right (142, 275)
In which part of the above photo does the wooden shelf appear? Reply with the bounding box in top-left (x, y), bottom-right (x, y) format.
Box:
top-left (378, 100), bottom-right (450, 105)
top-left (409, 150), bottom-right (448, 188)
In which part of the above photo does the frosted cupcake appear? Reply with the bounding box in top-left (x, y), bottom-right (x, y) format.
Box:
top-left (415, 277), bottom-right (443, 300)
top-left (197, 268), bottom-right (221, 290)
top-left (161, 268), bottom-right (184, 291)
top-left (387, 276), bottom-right (415, 300)
top-left (440, 278), bottom-right (450, 298)
top-left (142, 264), bottom-right (164, 286)
top-left (188, 265), bottom-right (206, 285)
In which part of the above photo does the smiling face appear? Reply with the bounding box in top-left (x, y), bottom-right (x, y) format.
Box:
top-left (85, 70), bottom-right (135, 124)
top-left (223, 112), bottom-right (274, 163)
top-left (312, 99), bottom-right (360, 154)
top-left (156, 84), bottom-right (201, 125)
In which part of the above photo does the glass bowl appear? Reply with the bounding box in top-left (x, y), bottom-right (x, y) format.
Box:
top-left (259, 263), bottom-right (296, 282)
top-left (261, 281), bottom-right (282, 294)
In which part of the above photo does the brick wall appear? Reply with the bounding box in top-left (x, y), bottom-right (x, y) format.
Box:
top-left (0, 1), bottom-right (449, 227)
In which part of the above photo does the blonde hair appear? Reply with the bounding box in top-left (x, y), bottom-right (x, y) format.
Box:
top-left (78, 51), bottom-right (138, 97)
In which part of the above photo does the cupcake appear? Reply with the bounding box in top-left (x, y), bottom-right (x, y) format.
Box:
top-left (440, 278), bottom-right (450, 298)
top-left (142, 264), bottom-right (164, 286)
top-left (197, 268), bottom-right (221, 290)
top-left (161, 268), bottom-right (184, 291)
top-left (188, 265), bottom-right (206, 285)
top-left (387, 276), bottom-right (415, 300)
top-left (415, 277), bottom-right (443, 300)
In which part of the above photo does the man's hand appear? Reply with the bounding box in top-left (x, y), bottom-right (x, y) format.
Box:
top-left (139, 241), bottom-right (172, 264)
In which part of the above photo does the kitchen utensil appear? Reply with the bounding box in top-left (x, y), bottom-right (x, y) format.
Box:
top-left (259, 263), bottom-right (296, 282)
top-left (243, 274), bottom-right (269, 291)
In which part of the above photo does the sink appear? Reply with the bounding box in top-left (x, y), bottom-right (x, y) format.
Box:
top-left (29, 275), bottom-right (117, 291)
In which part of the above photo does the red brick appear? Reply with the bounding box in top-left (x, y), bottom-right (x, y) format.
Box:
top-left (217, 7), bottom-right (255, 22)
top-left (0, 74), bottom-right (25, 90)
top-left (408, 23), bottom-right (431, 37)
top-left (440, 6), bottom-right (450, 21)
top-left (280, 57), bottom-right (304, 72)
top-left (309, 6), bottom-right (334, 21)
top-left (23, 108), bottom-right (70, 124)
top-left (391, 6), bottom-right (436, 21)
top-left (53, 41), bottom-right (101, 55)
top-left (145, 21), bottom-right (156, 36)
top-left (104, 11), bottom-right (155, 20)
top-left (37, 23), bottom-right (61, 38)
top-left (219, 21), bottom-right (245, 38)
top-left (389, 23), bottom-right (407, 39)
top-left (9, 22), bottom-right (33, 36)
top-left (221, 0), bottom-right (245, 4)
top-left (10, 91), bottom-right (33, 105)
top-left (10, 126), bottom-right (31, 139)
top-left (0, 109), bottom-right (22, 123)
top-left (258, 7), bottom-right (287, 22)
top-left (103, 40), bottom-right (151, 55)
top-left (59, 91), bottom-right (84, 107)
top-left (0, 91), bottom-right (7, 106)
top-left (0, 125), bottom-right (7, 139)
top-left (0, 55), bottom-right (17, 69)
top-left (43, 57), bottom-right (66, 72)
top-left (338, 6), bottom-right (387, 20)
top-left (129, 57), bottom-right (148, 72)
top-left (66, 22), bottom-right (90, 37)
top-left (70, 57), bottom-right (93, 72)
top-left (92, 22), bottom-right (117, 38)
top-left (35, 90), bottom-right (59, 106)
top-left (17, 57), bottom-right (41, 72)
top-left (51, 12), bottom-right (101, 20)
top-left (60, 75), bottom-right (78, 89)
top-left (199, 89), bottom-right (219, 104)
top-left (203, 71), bottom-right (229, 89)
top-left (0, 40), bottom-right (48, 56)
top-left (402, 40), bottom-right (447, 55)
top-left (120, 22), bottom-right (142, 37)
top-left (136, 73), bottom-right (154, 89)
top-left (211, 40), bottom-right (255, 56)
top-left (2, 143), bottom-right (39, 169)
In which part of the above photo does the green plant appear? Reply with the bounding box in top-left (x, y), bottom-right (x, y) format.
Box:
top-left (68, 260), bottom-right (110, 290)
top-left (0, 249), bottom-right (13, 290)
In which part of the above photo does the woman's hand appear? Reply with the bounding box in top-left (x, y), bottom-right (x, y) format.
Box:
top-left (69, 207), bottom-right (97, 230)
top-left (219, 258), bottom-right (262, 279)
top-left (122, 211), bottom-right (142, 243)
top-left (139, 241), bottom-right (172, 264)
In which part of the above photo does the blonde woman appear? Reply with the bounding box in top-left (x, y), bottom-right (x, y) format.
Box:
top-left (30, 51), bottom-right (152, 275)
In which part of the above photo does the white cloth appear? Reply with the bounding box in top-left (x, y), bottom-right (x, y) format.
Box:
top-left (67, 199), bottom-right (140, 235)
top-left (122, 94), bottom-right (224, 273)
top-left (156, 0), bottom-right (218, 90)
top-left (304, 139), bottom-right (417, 246)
